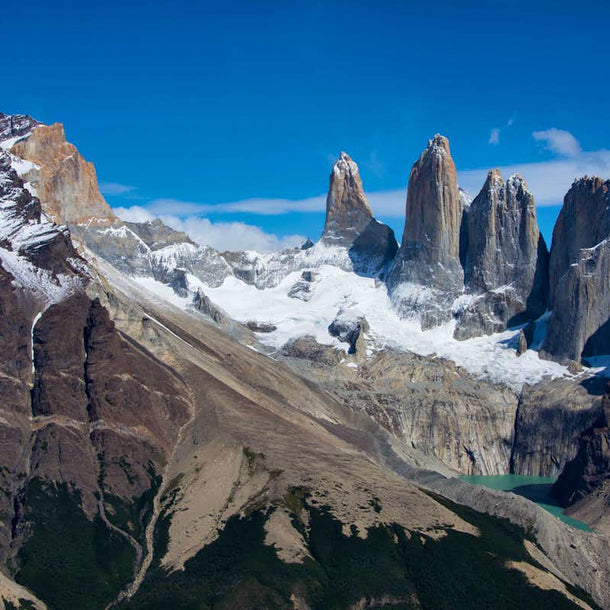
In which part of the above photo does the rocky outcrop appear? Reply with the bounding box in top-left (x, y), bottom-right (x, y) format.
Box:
top-left (287, 270), bottom-right (318, 301)
top-left (510, 377), bottom-right (604, 477)
top-left (0, 113), bottom-right (40, 144)
top-left (328, 308), bottom-right (369, 355)
top-left (321, 152), bottom-right (397, 275)
top-left (194, 288), bottom-right (229, 325)
top-left (387, 135), bottom-right (464, 328)
top-left (10, 123), bottom-right (118, 225)
top-left (455, 171), bottom-right (549, 339)
top-left (281, 335), bottom-right (343, 366)
top-left (294, 349), bottom-right (519, 475)
top-left (543, 178), bottom-right (610, 362)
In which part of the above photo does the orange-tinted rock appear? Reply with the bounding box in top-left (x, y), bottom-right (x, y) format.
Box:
top-left (11, 123), bottom-right (118, 225)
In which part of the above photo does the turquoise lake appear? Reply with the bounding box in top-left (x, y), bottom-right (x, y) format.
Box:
top-left (459, 474), bottom-right (591, 532)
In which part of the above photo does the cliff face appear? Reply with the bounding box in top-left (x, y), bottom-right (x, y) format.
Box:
top-left (543, 178), bottom-right (610, 362)
top-left (321, 152), bottom-right (397, 275)
top-left (387, 135), bottom-right (464, 328)
top-left (10, 123), bottom-right (118, 225)
top-left (552, 384), bottom-right (610, 531)
top-left (294, 349), bottom-right (519, 475)
top-left (549, 177), bottom-right (610, 306)
top-left (455, 171), bottom-right (549, 339)
top-left (510, 378), bottom-right (604, 477)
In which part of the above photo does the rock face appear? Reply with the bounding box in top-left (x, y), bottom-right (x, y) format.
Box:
top-left (510, 378), bottom-right (604, 477)
top-left (194, 288), bottom-right (228, 325)
top-left (296, 349), bottom-right (519, 475)
top-left (455, 171), bottom-right (549, 339)
top-left (543, 178), bottom-right (610, 362)
top-left (10, 123), bottom-right (118, 225)
top-left (328, 308), bottom-right (369, 355)
top-left (553, 384), bottom-right (610, 529)
top-left (388, 135), bottom-right (464, 328)
top-left (549, 177), bottom-right (610, 306)
top-left (321, 152), bottom-right (397, 275)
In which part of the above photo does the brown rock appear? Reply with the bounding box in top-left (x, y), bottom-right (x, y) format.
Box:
top-left (388, 135), bottom-right (464, 327)
top-left (321, 152), bottom-right (397, 275)
top-left (11, 123), bottom-right (118, 225)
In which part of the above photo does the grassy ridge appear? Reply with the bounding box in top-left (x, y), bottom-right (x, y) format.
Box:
top-left (122, 489), bottom-right (597, 610)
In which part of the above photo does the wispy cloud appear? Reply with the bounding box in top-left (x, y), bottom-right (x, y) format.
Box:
top-left (488, 128), bottom-right (500, 145)
top-left (143, 195), bottom-right (327, 217)
top-left (114, 205), bottom-right (306, 252)
top-left (459, 148), bottom-right (610, 206)
top-left (532, 128), bottom-right (582, 157)
top-left (99, 182), bottom-right (136, 195)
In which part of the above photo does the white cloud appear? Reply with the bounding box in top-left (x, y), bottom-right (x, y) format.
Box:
top-left (99, 182), bottom-right (135, 195)
top-left (532, 128), bottom-right (582, 157)
top-left (458, 148), bottom-right (610, 206)
top-left (489, 128), bottom-right (500, 145)
top-left (114, 206), bottom-right (306, 252)
top-left (142, 195), bottom-right (327, 216)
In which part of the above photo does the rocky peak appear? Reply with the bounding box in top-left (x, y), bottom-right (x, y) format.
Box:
top-left (0, 150), bottom-right (82, 279)
top-left (9, 123), bottom-right (118, 226)
top-left (549, 176), bottom-right (610, 307)
top-left (542, 176), bottom-right (610, 362)
top-left (321, 151), bottom-right (374, 246)
top-left (387, 134), bottom-right (464, 327)
top-left (397, 133), bottom-right (463, 275)
top-left (321, 151), bottom-right (397, 276)
top-left (454, 168), bottom-right (548, 339)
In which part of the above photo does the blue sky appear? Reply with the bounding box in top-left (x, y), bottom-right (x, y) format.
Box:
top-left (3, 0), bottom-right (610, 250)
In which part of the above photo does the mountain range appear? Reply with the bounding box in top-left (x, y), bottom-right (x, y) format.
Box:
top-left (0, 111), bottom-right (609, 609)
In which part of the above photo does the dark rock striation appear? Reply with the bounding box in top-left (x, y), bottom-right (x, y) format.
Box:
top-left (0, 112), bottom-right (40, 143)
top-left (455, 170), bottom-right (549, 339)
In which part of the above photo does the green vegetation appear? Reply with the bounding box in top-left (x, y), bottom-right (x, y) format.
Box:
top-left (15, 478), bottom-right (136, 610)
top-left (122, 488), bottom-right (597, 610)
top-left (104, 462), bottom-right (161, 544)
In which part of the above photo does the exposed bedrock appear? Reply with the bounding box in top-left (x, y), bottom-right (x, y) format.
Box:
top-left (552, 383), bottom-right (610, 532)
top-left (455, 170), bottom-right (549, 340)
top-left (543, 177), bottom-right (610, 363)
top-left (387, 135), bottom-right (464, 328)
top-left (11, 123), bottom-right (118, 225)
top-left (321, 151), bottom-right (397, 275)
top-left (510, 377), bottom-right (605, 477)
